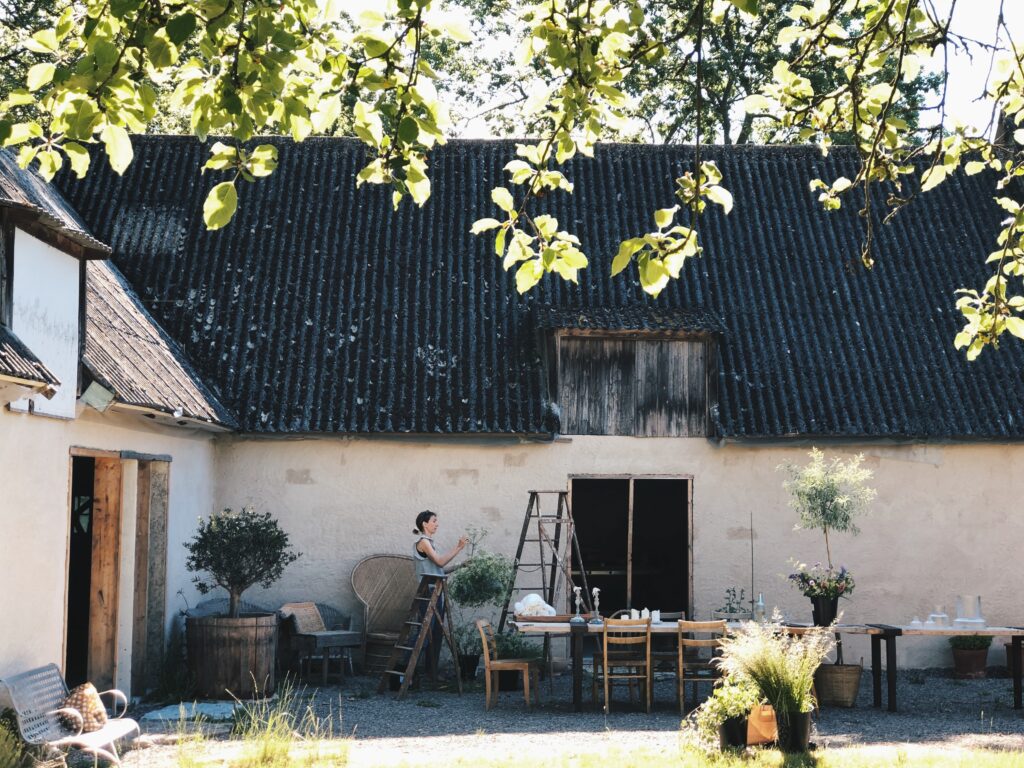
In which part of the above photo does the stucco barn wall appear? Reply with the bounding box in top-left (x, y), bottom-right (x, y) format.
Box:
top-left (216, 435), bottom-right (1024, 669)
top-left (0, 405), bottom-right (216, 686)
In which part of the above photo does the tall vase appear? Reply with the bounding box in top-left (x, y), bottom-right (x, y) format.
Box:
top-left (776, 710), bottom-right (812, 753)
top-left (810, 596), bottom-right (839, 626)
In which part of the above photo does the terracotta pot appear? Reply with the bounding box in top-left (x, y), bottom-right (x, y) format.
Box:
top-left (718, 717), bottom-right (748, 750)
top-left (952, 648), bottom-right (988, 679)
top-left (776, 710), bottom-right (812, 753)
top-left (810, 596), bottom-right (839, 627)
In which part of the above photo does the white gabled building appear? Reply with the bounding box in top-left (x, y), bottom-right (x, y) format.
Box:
top-left (4, 134), bottom-right (1024, 698)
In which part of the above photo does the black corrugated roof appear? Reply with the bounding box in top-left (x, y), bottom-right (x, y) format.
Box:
top-left (83, 260), bottom-right (236, 427)
top-left (0, 325), bottom-right (59, 390)
top-left (0, 150), bottom-right (109, 257)
top-left (536, 305), bottom-right (726, 334)
top-left (54, 135), bottom-right (1024, 438)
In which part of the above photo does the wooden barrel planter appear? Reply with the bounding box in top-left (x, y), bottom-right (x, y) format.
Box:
top-left (186, 614), bottom-right (278, 699)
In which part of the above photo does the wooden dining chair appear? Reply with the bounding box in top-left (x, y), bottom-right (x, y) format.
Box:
top-left (475, 619), bottom-right (541, 710)
top-left (596, 618), bottom-right (652, 713)
top-left (676, 619), bottom-right (727, 714)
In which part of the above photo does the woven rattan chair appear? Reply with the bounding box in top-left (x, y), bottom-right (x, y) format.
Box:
top-left (676, 619), bottom-right (727, 713)
top-left (597, 618), bottom-right (652, 713)
top-left (476, 620), bottom-right (541, 710)
top-left (279, 602), bottom-right (360, 684)
top-left (351, 554), bottom-right (420, 673)
top-left (1, 664), bottom-right (139, 766)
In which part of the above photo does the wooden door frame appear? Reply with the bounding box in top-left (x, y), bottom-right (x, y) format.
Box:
top-left (64, 448), bottom-right (171, 696)
top-left (568, 473), bottom-right (694, 616)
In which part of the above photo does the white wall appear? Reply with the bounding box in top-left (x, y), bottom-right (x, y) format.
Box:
top-left (9, 229), bottom-right (80, 418)
top-left (214, 435), bottom-right (1024, 668)
top-left (0, 404), bottom-right (217, 688)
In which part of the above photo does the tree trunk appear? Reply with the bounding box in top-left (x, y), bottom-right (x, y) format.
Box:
top-left (229, 589), bottom-right (242, 618)
top-left (823, 527), bottom-right (833, 570)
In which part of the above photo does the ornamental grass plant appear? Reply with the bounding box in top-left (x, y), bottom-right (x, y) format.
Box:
top-left (715, 614), bottom-right (834, 721)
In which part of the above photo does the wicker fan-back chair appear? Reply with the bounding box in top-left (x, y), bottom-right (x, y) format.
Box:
top-left (351, 554), bottom-right (420, 673)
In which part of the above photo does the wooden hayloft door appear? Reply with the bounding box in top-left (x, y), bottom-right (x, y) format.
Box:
top-left (66, 454), bottom-right (168, 694)
top-left (570, 476), bottom-right (692, 616)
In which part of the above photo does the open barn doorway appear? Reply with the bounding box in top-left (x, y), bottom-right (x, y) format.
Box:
top-left (65, 452), bottom-right (169, 695)
top-left (570, 476), bottom-right (692, 617)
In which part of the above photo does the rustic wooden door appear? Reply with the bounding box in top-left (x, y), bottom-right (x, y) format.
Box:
top-left (87, 457), bottom-right (122, 690)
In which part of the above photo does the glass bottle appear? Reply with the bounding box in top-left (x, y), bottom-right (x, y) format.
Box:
top-left (753, 592), bottom-right (766, 622)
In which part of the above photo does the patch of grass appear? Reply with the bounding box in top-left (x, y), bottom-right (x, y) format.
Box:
top-left (175, 679), bottom-right (348, 768)
top-left (430, 746), bottom-right (1024, 768)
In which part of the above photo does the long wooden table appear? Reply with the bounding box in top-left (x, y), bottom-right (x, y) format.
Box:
top-left (512, 620), bottom-right (1024, 713)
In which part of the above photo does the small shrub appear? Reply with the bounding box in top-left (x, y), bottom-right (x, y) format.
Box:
top-left (0, 711), bottom-right (28, 768)
top-left (691, 678), bottom-right (761, 745)
top-left (950, 635), bottom-right (994, 651)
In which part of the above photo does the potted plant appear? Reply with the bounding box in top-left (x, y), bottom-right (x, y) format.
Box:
top-left (712, 587), bottom-right (752, 622)
top-left (717, 614), bottom-right (833, 753)
top-left (779, 448), bottom-right (875, 625)
top-left (446, 531), bottom-right (514, 682)
top-left (694, 678), bottom-right (761, 750)
top-left (183, 506), bottom-right (300, 699)
top-left (493, 631), bottom-right (542, 690)
top-left (787, 563), bottom-right (855, 627)
top-left (950, 635), bottom-right (992, 679)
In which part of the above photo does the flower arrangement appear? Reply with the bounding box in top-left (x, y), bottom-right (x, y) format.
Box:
top-left (787, 562), bottom-right (855, 599)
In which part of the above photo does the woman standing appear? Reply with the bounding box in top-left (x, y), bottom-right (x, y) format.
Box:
top-left (407, 510), bottom-right (468, 678)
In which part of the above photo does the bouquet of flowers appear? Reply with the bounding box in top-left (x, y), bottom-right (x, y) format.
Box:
top-left (788, 562), bottom-right (855, 599)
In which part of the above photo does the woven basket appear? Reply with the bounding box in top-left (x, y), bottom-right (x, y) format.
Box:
top-left (814, 663), bottom-right (862, 707)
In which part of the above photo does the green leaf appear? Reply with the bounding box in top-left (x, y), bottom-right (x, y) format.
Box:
top-left (491, 187), bottom-right (514, 213)
top-left (64, 98), bottom-right (100, 139)
top-left (743, 94), bottom-right (773, 113)
top-left (166, 13), bottom-right (197, 45)
top-left (398, 116), bottom-right (419, 144)
top-left (494, 228), bottom-right (507, 258)
top-left (26, 63), bottom-right (55, 92)
top-left (248, 144), bottom-right (278, 178)
top-left (203, 181), bottom-right (238, 230)
top-left (100, 123), bottom-right (133, 175)
top-left (705, 185), bottom-right (733, 214)
top-left (919, 165), bottom-right (947, 193)
top-left (471, 218), bottom-right (501, 234)
top-left (204, 141), bottom-right (238, 171)
top-left (63, 141), bottom-right (90, 178)
top-left (611, 238), bottom-right (644, 276)
top-left (964, 161), bottom-right (987, 176)
top-left (515, 259), bottom-right (543, 293)
top-left (24, 29), bottom-right (58, 54)
top-left (1006, 316), bottom-right (1024, 340)
top-left (147, 30), bottom-right (177, 68)
top-left (654, 206), bottom-right (678, 229)
top-left (729, 0), bottom-right (759, 14)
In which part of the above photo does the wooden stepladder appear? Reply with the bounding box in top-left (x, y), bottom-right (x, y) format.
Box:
top-left (498, 490), bottom-right (591, 635)
top-left (377, 575), bottom-right (463, 699)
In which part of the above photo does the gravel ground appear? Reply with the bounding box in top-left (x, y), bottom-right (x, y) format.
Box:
top-left (121, 668), bottom-right (1024, 767)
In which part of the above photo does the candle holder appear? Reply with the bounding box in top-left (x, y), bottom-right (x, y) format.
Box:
top-left (589, 587), bottom-right (603, 625)
top-left (570, 586), bottom-right (586, 624)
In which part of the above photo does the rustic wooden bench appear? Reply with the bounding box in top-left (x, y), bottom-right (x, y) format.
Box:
top-left (2, 664), bottom-right (139, 766)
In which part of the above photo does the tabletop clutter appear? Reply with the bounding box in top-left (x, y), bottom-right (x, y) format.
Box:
top-left (909, 594), bottom-right (986, 629)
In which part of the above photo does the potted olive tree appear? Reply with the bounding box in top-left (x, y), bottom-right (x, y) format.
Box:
top-left (780, 449), bottom-right (874, 707)
top-left (780, 448), bottom-right (876, 626)
top-left (184, 506), bottom-right (300, 699)
top-left (446, 535), bottom-right (514, 682)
